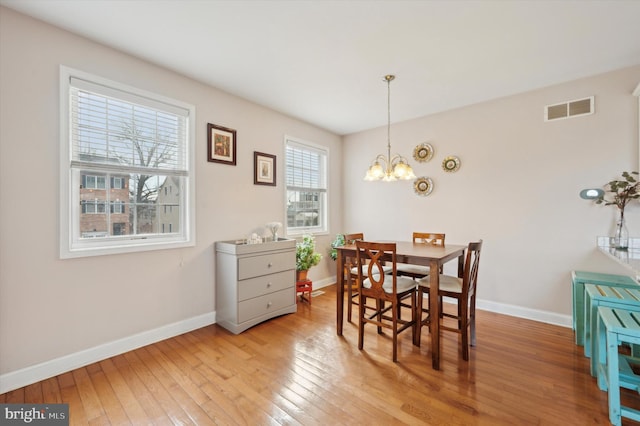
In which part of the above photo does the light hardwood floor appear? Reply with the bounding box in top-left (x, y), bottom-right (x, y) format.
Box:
top-left (2, 285), bottom-right (639, 425)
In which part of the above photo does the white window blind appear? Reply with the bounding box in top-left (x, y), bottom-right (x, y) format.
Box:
top-left (285, 142), bottom-right (325, 193)
top-left (70, 77), bottom-right (188, 175)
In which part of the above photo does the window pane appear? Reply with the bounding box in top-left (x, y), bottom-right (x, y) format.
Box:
top-left (76, 171), bottom-right (182, 238)
top-left (287, 190), bottom-right (323, 228)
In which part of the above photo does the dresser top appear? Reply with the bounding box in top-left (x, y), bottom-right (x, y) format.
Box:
top-left (215, 238), bottom-right (296, 255)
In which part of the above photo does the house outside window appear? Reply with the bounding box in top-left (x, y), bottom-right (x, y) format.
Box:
top-left (284, 136), bottom-right (328, 235)
top-left (60, 66), bottom-right (195, 258)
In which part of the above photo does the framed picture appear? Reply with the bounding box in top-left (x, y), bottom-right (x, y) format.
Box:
top-left (254, 151), bottom-right (276, 186)
top-left (207, 123), bottom-right (236, 165)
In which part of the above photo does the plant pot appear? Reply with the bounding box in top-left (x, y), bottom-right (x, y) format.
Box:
top-left (297, 270), bottom-right (308, 281)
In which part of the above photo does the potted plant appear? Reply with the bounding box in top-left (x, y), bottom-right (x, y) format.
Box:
top-left (595, 171), bottom-right (639, 249)
top-left (296, 234), bottom-right (322, 281)
top-left (329, 233), bottom-right (345, 261)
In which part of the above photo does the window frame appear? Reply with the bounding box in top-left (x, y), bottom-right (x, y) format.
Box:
top-left (59, 66), bottom-right (196, 258)
top-left (283, 135), bottom-right (328, 237)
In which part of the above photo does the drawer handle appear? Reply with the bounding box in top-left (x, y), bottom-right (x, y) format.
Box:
top-left (267, 262), bottom-right (273, 268)
top-left (267, 302), bottom-right (272, 308)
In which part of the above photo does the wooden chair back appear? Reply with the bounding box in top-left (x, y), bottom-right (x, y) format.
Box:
top-left (413, 232), bottom-right (445, 246)
top-left (343, 233), bottom-right (364, 245)
top-left (462, 240), bottom-right (483, 301)
top-left (355, 241), bottom-right (398, 301)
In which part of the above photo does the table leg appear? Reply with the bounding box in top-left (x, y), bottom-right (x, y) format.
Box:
top-left (430, 259), bottom-right (440, 370)
top-left (337, 250), bottom-right (345, 336)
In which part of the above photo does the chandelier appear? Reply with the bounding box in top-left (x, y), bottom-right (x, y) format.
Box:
top-left (364, 75), bottom-right (416, 182)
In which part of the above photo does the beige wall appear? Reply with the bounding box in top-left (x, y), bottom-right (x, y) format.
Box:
top-left (0, 7), bottom-right (342, 383)
top-left (343, 65), bottom-right (639, 319)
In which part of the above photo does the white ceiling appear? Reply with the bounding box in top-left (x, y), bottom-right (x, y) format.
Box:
top-left (2, 0), bottom-right (640, 135)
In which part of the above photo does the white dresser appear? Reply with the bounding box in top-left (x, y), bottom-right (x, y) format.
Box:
top-left (215, 238), bottom-right (297, 334)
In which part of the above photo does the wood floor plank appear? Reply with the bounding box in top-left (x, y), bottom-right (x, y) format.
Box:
top-left (2, 284), bottom-right (637, 425)
top-left (71, 367), bottom-right (105, 422)
top-left (110, 354), bottom-right (166, 424)
top-left (41, 377), bottom-right (63, 404)
top-left (98, 358), bottom-right (150, 425)
top-left (86, 361), bottom-right (131, 425)
top-left (124, 349), bottom-right (197, 425)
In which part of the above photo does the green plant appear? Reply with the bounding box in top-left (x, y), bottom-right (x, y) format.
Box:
top-left (329, 234), bottom-right (345, 261)
top-left (296, 234), bottom-right (322, 271)
top-left (595, 171), bottom-right (640, 220)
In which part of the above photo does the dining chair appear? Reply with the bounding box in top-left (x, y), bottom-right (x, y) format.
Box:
top-left (416, 240), bottom-right (482, 361)
top-left (342, 233), bottom-right (391, 322)
top-left (396, 232), bottom-right (446, 279)
top-left (355, 241), bottom-right (418, 362)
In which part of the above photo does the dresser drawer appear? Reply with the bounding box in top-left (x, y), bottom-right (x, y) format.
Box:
top-left (238, 288), bottom-right (294, 323)
top-left (238, 270), bottom-right (294, 301)
top-left (238, 251), bottom-right (295, 280)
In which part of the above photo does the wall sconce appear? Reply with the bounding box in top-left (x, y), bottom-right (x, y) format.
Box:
top-left (579, 188), bottom-right (604, 200)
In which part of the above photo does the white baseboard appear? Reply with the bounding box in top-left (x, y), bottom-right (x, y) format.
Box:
top-left (0, 312), bottom-right (216, 394)
top-left (476, 298), bottom-right (571, 328)
top-left (312, 276), bottom-right (336, 289)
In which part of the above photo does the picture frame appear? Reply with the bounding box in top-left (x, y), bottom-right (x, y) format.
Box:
top-left (254, 151), bottom-right (276, 186)
top-left (207, 123), bottom-right (236, 165)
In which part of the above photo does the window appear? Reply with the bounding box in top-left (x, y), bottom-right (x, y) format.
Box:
top-left (284, 136), bottom-right (328, 235)
top-left (111, 201), bottom-right (125, 214)
top-left (84, 175), bottom-right (106, 189)
top-left (112, 177), bottom-right (124, 189)
top-left (60, 66), bottom-right (195, 258)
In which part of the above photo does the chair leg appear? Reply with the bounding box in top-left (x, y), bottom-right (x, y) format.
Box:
top-left (460, 298), bottom-right (469, 361)
top-left (377, 299), bottom-right (383, 334)
top-left (415, 289), bottom-right (423, 346)
top-left (392, 300), bottom-right (398, 362)
top-left (358, 293), bottom-right (365, 351)
top-left (412, 291), bottom-right (419, 347)
top-left (470, 294), bottom-right (477, 347)
top-left (346, 274), bottom-right (353, 323)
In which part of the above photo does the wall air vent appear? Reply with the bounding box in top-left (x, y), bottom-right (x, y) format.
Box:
top-left (544, 96), bottom-right (594, 121)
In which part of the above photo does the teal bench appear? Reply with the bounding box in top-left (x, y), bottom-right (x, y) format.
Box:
top-left (572, 270), bottom-right (637, 346)
top-left (595, 307), bottom-right (640, 426)
top-left (585, 284), bottom-right (640, 376)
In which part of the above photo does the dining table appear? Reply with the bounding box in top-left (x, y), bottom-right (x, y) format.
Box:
top-left (336, 240), bottom-right (467, 370)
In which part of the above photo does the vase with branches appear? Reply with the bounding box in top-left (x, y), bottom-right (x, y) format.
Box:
top-left (596, 171), bottom-right (639, 249)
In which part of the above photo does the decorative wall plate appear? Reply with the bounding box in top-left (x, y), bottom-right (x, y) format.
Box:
top-left (442, 156), bottom-right (461, 172)
top-left (413, 177), bottom-right (434, 196)
top-left (413, 143), bottom-right (434, 163)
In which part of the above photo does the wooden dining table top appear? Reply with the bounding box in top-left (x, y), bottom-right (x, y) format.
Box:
top-left (337, 241), bottom-right (466, 264)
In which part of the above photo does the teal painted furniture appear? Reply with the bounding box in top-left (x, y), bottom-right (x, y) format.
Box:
top-left (584, 283), bottom-right (640, 375)
top-left (595, 307), bottom-right (640, 426)
top-left (572, 270), bottom-right (637, 346)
